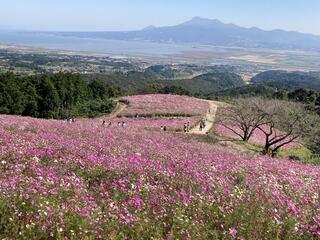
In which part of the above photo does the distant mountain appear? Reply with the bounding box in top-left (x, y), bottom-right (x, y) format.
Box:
top-left (54, 17), bottom-right (320, 51)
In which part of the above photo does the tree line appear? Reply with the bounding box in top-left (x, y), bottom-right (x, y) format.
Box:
top-left (0, 72), bottom-right (123, 119)
top-left (272, 88), bottom-right (320, 115)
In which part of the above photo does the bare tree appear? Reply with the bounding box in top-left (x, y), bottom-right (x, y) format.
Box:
top-left (218, 97), bottom-right (316, 157)
top-left (217, 97), bottom-right (268, 142)
top-left (255, 99), bottom-right (312, 157)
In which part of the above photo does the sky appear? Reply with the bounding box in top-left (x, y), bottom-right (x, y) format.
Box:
top-left (0, 0), bottom-right (320, 35)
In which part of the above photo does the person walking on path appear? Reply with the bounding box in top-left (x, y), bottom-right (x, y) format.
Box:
top-left (199, 120), bottom-right (206, 131)
top-left (188, 101), bottom-right (218, 135)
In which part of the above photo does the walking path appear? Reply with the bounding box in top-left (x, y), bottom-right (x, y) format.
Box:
top-left (110, 101), bottom-right (127, 117)
top-left (189, 101), bottom-right (218, 135)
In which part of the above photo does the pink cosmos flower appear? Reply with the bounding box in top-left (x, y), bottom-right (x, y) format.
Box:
top-left (230, 227), bottom-right (237, 237)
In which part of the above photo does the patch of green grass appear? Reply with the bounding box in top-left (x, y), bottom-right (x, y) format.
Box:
top-left (237, 141), bottom-right (262, 153)
top-left (278, 147), bottom-right (320, 165)
top-left (278, 147), bottom-right (312, 161)
top-left (4, 126), bottom-right (17, 133)
top-left (191, 134), bottom-right (219, 145)
top-left (307, 156), bottom-right (320, 166)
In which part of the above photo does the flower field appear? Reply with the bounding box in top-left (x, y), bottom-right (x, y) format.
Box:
top-left (0, 100), bottom-right (319, 239)
top-left (119, 94), bottom-right (209, 117)
top-left (82, 116), bottom-right (201, 132)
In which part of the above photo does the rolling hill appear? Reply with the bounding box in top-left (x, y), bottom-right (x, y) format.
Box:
top-left (87, 70), bottom-right (245, 95)
top-left (0, 94), bottom-right (319, 238)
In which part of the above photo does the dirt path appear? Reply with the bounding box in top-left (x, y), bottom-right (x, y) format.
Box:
top-left (189, 101), bottom-right (218, 135)
top-left (110, 102), bottom-right (127, 117)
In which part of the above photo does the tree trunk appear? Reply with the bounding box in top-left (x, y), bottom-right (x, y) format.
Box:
top-left (261, 145), bottom-right (270, 155)
top-left (271, 149), bottom-right (278, 157)
top-left (261, 133), bottom-right (271, 155)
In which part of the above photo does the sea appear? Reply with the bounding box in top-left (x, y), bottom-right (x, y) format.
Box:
top-left (0, 30), bottom-right (196, 57)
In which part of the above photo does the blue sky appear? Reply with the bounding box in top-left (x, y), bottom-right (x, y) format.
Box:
top-left (1, 0), bottom-right (320, 35)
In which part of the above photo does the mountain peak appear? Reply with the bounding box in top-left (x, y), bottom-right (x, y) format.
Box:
top-left (182, 17), bottom-right (222, 26)
top-left (142, 25), bottom-right (157, 31)
top-left (191, 16), bottom-right (208, 21)
top-left (181, 17), bottom-right (222, 26)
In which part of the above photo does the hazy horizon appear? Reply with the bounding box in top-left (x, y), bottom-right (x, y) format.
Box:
top-left (2, 17), bottom-right (320, 37)
top-left (1, 0), bottom-right (320, 35)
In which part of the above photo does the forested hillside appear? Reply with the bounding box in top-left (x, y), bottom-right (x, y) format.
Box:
top-left (0, 72), bottom-right (121, 119)
top-left (209, 84), bottom-right (277, 98)
top-left (88, 70), bottom-right (245, 95)
top-left (252, 70), bottom-right (320, 91)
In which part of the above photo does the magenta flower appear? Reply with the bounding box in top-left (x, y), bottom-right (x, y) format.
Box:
top-left (230, 227), bottom-right (237, 237)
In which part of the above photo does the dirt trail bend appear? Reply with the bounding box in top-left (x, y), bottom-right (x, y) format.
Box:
top-left (189, 100), bottom-right (218, 135)
top-left (110, 101), bottom-right (127, 117)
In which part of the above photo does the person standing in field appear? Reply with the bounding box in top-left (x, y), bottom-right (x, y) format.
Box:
top-left (187, 122), bottom-right (190, 132)
top-left (184, 123), bottom-right (187, 133)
